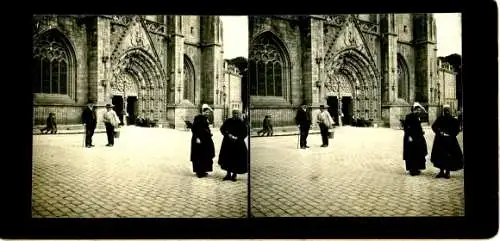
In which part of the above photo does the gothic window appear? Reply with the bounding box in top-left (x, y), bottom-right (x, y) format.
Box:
top-left (183, 55), bottom-right (195, 103)
top-left (274, 63), bottom-right (282, 96)
top-left (397, 54), bottom-right (409, 101)
top-left (249, 33), bottom-right (288, 97)
top-left (249, 60), bottom-right (257, 94)
top-left (33, 29), bottom-right (74, 97)
top-left (257, 61), bottom-right (266, 96)
top-left (266, 63), bottom-right (274, 96)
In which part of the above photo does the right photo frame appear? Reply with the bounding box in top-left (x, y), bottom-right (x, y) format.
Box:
top-left (248, 14), bottom-right (464, 217)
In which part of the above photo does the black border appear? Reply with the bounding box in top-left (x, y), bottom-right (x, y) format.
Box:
top-left (4, 0), bottom-right (498, 238)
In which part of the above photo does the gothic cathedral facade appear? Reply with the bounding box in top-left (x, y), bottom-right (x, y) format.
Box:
top-left (33, 15), bottom-right (226, 129)
top-left (249, 14), bottom-right (440, 128)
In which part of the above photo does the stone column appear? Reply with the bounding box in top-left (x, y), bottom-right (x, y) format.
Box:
top-left (380, 14), bottom-right (401, 128)
top-left (300, 17), bottom-right (313, 107)
top-left (309, 16), bottom-right (326, 128)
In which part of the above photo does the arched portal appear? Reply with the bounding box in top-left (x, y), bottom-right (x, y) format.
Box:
top-left (324, 48), bottom-right (380, 125)
top-left (111, 48), bottom-right (166, 125)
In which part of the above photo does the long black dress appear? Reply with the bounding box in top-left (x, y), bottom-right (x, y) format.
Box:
top-left (218, 118), bottom-right (248, 174)
top-left (430, 115), bottom-right (464, 171)
top-left (295, 108), bottom-right (311, 148)
top-left (403, 112), bottom-right (428, 171)
top-left (190, 114), bottom-right (215, 174)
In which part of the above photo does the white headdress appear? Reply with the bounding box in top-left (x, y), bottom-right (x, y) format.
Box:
top-left (412, 102), bottom-right (426, 113)
top-left (201, 104), bottom-right (213, 112)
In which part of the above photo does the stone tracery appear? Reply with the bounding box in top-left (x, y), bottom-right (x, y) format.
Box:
top-left (249, 31), bottom-right (290, 99)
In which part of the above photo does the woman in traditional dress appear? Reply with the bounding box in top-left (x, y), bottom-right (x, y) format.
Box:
top-left (431, 105), bottom-right (464, 178)
top-left (218, 109), bottom-right (248, 181)
top-left (190, 104), bottom-right (216, 178)
top-left (403, 102), bottom-right (428, 176)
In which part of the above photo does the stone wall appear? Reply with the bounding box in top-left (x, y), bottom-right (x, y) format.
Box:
top-left (250, 106), bottom-right (298, 128)
top-left (33, 16), bottom-right (90, 125)
top-left (183, 16), bottom-right (201, 44)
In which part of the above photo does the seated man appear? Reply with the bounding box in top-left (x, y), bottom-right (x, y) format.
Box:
top-left (40, 113), bottom-right (57, 134)
top-left (136, 115), bottom-right (145, 126)
top-left (257, 115), bottom-right (273, 136)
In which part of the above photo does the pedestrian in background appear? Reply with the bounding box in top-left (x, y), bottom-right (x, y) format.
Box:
top-left (295, 103), bottom-right (312, 149)
top-left (218, 109), bottom-right (248, 181)
top-left (190, 104), bottom-right (216, 178)
top-left (316, 105), bottom-right (334, 147)
top-left (257, 115), bottom-right (273, 137)
top-left (103, 103), bottom-right (120, 147)
top-left (430, 105), bottom-right (464, 179)
top-left (403, 102), bottom-right (428, 176)
top-left (40, 113), bottom-right (57, 134)
top-left (82, 100), bottom-right (97, 148)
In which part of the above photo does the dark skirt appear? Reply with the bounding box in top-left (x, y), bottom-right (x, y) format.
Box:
top-left (218, 138), bottom-right (248, 174)
top-left (190, 137), bottom-right (215, 173)
top-left (431, 135), bottom-right (464, 171)
top-left (403, 135), bottom-right (428, 171)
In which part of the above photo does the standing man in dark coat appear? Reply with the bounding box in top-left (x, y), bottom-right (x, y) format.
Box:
top-left (431, 105), bottom-right (464, 178)
top-left (295, 103), bottom-right (312, 149)
top-left (218, 109), bottom-right (249, 181)
top-left (190, 104), bottom-right (216, 178)
top-left (403, 102), bottom-right (428, 176)
top-left (82, 100), bottom-right (97, 148)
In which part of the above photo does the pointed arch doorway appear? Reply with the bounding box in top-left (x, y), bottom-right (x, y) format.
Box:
top-left (324, 49), bottom-right (380, 126)
top-left (109, 48), bottom-right (167, 126)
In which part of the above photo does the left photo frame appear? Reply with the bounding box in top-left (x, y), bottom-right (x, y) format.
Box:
top-left (32, 15), bottom-right (250, 218)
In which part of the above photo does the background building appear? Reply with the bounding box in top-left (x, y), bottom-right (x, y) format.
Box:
top-left (248, 14), bottom-right (449, 129)
top-left (222, 60), bottom-right (243, 119)
top-left (33, 15), bottom-right (231, 130)
top-left (436, 59), bottom-right (458, 114)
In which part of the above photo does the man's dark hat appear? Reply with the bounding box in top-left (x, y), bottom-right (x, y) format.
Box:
top-left (87, 100), bottom-right (94, 104)
top-left (320, 105), bottom-right (325, 108)
top-left (105, 103), bottom-right (114, 108)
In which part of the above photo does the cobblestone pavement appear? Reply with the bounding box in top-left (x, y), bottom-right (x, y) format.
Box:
top-left (32, 126), bottom-right (248, 218)
top-left (250, 126), bottom-right (464, 217)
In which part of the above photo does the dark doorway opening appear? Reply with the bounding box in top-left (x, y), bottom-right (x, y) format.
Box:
top-left (342, 97), bottom-right (353, 125)
top-left (112, 96), bottom-right (124, 125)
top-left (127, 96), bottom-right (138, 125)
top-left (327, 96), bottom-right (339, 126)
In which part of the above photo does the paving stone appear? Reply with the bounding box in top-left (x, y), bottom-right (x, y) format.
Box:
top-left (32, 127), bottom-right (248, 218)
top-left (251, 127), bottom-right (464, 217)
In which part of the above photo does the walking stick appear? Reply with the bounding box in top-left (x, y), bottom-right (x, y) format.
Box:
top-left (297, 125), bottom-right (300, 149)
top-left (83, 124), bottom-right (86, 147)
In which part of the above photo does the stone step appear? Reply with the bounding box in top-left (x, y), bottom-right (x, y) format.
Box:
top-left (33, 124), bottom-right (106, 135)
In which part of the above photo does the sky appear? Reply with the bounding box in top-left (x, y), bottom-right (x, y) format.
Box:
top-left (219, 14), bottom-right (462, 60)
top-left (220, 16), bottom-right (248, 60)
top-left (434, 13), bottom-right (462, 57)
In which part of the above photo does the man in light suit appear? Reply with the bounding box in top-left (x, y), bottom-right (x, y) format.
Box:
top-left (317, 105), bottom-right (335, 147)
